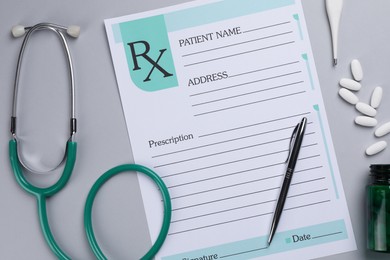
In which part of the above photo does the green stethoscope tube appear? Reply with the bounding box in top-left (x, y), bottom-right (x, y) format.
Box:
top-left (10, 22), bottom-right (171, 259)
top-left (84, 164), bottom-right (172, 260)
top-left (10, 139), bottom-right (172, 259)
top-left (9, 139), bottom-right (76, 260)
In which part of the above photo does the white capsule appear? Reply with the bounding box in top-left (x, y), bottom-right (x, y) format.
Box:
top-left (375, 122), bottom-right (390, 137)
top-left (366, 141), bottom-right (387, 156)
top-left (355, 116), bottom-right (377, 127)
top-left (370, 86), bottom-right (383, 109)
top-left (339, 78), bottom-right (361, 91)
top-left (355, 102), bottom-right (377, 117)
top-left (339, 88), bottom-right (359, 105)
top-left (351, 59), bottom-right (363, 81)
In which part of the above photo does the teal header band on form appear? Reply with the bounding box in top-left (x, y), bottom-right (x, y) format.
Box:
top-left (112, 23), bottom-right (122, 43)
top-left (165, 0), bottom-right (295, 32)
top-left (111, 0), bottom-right (295, 91)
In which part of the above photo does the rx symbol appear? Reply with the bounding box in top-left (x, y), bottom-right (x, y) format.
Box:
top-left (127, 40), bottom-right (173, 82)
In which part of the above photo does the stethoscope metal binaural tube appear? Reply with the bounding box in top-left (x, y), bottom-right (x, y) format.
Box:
top-left (11, 23), bottom-right (76, 121)
top-left (10, 22), bottom-right (78, 173)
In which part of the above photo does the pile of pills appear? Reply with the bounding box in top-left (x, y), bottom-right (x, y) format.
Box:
top-left (338, 59), bottom-right (390, 156)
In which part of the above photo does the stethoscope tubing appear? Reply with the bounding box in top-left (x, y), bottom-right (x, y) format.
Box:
top-left (9, 22), bottom-right (79, 259)
top-left (9, 22), bottom-right (172, 259)
top-left (9, 139), bottom-right (77, 259)
top-left (10, 139), bottom-right (172, 259)
top-left (84, 164), bottom-right (172, 260)
top-left (9, 140), bottom-right (77, 197)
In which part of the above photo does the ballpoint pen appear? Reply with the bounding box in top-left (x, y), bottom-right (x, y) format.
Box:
top-left (267, 117), bottom-right (307, 247)
top-left (326, 0), bottom-right (343, 66)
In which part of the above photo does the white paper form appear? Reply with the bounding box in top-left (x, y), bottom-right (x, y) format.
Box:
top-left (105, 0), bottom-right (356, 259)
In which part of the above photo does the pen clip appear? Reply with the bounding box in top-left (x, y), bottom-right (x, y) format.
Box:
top-left (285, 123), bottom-right (299, 163)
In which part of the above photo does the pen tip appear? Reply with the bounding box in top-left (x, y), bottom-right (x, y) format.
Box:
top-left (266, 237), bottom-right (271, 248)
top-left (333, 58), bottom-right (338, 66)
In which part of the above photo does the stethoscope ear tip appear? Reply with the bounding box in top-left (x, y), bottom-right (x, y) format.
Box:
top-left (11, 25), bottom-right (26, 38)
top-left (67, 25), bottom-right (80, 38)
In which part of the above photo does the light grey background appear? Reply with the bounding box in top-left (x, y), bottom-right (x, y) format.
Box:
top-left (0, 0), bottom-right (389, 259)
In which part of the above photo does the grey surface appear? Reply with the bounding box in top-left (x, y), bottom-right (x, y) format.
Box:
top-left (0, 0), bottom-right (389, 259)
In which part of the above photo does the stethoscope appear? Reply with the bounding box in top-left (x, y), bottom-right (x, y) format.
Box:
top-left (9, 22), bottom-right (172, 260)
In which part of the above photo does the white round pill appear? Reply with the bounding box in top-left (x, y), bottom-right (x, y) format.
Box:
top-left (355, 102), bottom-right (377, 117)
top-left (351, 59), bottom-right (363, 81)
top-left (339, 78), bottom-right (361, 91)
top-left (375, 122), bottom-right (390, 137)
top-left (370, 86), bottom-right (383, 109)
top-left (339, 88), bottom-right (359, 105)
top-left (366, 141), bottom-right (387, 156)
top-left (355, 116), bottom-right (377, 127)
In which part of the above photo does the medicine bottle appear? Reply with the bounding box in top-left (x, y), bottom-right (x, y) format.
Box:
top-left (367, 164), bottom-right (390, 253)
